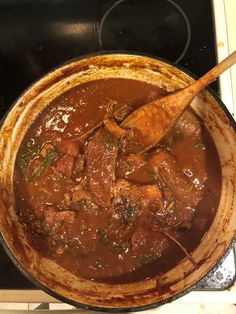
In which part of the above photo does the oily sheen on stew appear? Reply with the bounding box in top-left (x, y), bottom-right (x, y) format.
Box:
top-left (14, 78), bottom-right (221, 284)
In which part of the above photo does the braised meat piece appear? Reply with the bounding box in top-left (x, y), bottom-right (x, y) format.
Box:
top-left (57, 139), bottom-right (79, 157)
top-left (108, 179), bottom-right (165, 240)
top-left (55, 154), bottom-right (75, 178)
top-left (117, 153), bottom-right (154, 184)
top-left (43, 207), bottom-right (76, 236)
top-left (85, 128), bottom-right (118, 207)
top-left (175, 110), bottom-right (202, 139)
top-left (149, 149), bottom-right (204, 227)
top-left (149, 149), bottom-right (203, 206)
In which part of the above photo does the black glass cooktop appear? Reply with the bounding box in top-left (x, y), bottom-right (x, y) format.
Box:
top-left (0, 0), bottom-right (235, 291)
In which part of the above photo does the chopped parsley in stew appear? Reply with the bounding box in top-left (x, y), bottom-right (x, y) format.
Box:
top-left (14, 78), bottom-right (221, 283)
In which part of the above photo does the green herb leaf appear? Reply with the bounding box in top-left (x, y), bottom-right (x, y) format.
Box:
top-left (97, 229), bottom-right (109, 243)
top-left (118, 139), bottom-right (123, 154)
top-left (155, 219), bottom-right (166, 229)
top-left (28, 149), bottom-right (58, 181)
top-left (103, 129), bottom-right (116, 151)
top-left (137, 252), bottom-right (156, 268)
top-left (147, 169), bottom-right (157, 180)
top-left (16, 138), bottom-right (41, 175)
top-left (30, 219), bottom-right (47, 235)
top-left (123, 204), bottom-right (141, 222)
top-left (111, 244), bottom-right (128, 254)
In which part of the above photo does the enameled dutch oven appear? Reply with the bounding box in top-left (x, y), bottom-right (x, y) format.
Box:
top-left (0, 53), bottom-right (236, 312)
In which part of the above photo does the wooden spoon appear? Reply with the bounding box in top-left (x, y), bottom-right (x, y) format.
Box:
top-left (121, 50), bottom-right (236, 153)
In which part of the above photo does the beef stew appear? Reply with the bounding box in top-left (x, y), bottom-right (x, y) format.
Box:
top-left (14, 78), bottom-right (221, 284)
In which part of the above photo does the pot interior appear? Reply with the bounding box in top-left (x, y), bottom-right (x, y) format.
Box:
top-left (0, 53), bottom-right (235, 310)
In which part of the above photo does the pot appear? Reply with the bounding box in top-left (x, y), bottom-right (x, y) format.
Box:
top-left (0, 53), bottom-right (236, 312)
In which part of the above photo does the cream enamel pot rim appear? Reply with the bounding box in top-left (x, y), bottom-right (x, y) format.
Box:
top-left (0, 52), bottom-right (236, 312)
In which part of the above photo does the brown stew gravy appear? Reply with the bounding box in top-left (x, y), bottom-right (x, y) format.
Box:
top-left (14, 78), bottom-right (221, 283)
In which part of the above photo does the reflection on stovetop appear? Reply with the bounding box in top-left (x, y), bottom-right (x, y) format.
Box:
top-left (0, 0), bottom-right (234, 291)
top-left (98, 0), bottom-right (191, 64)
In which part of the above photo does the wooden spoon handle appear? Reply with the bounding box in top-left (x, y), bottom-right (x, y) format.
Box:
top-left (188, 50), bottom-right (236, 96)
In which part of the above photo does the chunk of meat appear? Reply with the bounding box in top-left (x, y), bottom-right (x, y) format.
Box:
top-left (117, 154), bottom-right (154, 184)
top-left (175, 110), bottom-right (201, 139)
top-left (108, 179), bottom-right (166, 241)
top-left (149, 149), bottom-right (202, 206)
top-left (149, 149), bottom-right (203, 228)
top-left (171, 203), bottom-right (195, 227)
top-left (119, 127), bottom-right (146, 154)
top-left (57, 139), bottom-right (79, 157)
top-left (34, 204), bottom-right (46, 218)
top-left (55, 154), bottom-right (75, 178)
top-left (56, 210), bottom-right (76, 223)
top-left (113, 179), bottom-right (164, 212)
top-left (44, 208), bottom-right (76, 233)
top-left (113, 178), bottom-right (133, 195)
top-left (140, 185), bottom-right (163, 204)
top-left (85, 128), bottom-right (118, 207)
top-left (73, 155), bottom-right (84, 176)
top-left (71, 185), bottom-right (91, 203)
top-left (65, 185), bottom-right (100, 212)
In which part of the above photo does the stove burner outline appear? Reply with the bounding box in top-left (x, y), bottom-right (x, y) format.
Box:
top-left (98, 0), bottom-right (191, 64)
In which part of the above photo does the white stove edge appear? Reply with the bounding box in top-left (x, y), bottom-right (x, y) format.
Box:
top-left (213, 0), bottom-right (236, 117)
top-left (0, 0), bottom-right (236, 311)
